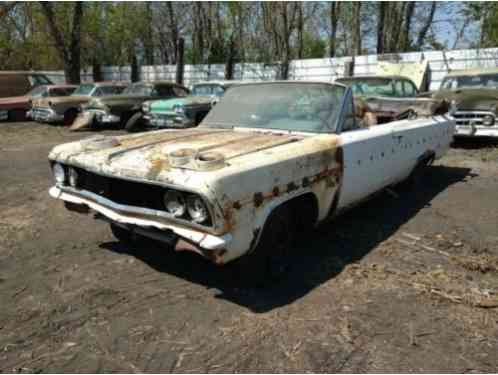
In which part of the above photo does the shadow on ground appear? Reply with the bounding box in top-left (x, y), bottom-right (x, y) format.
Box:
top-left (100, 165), bottom-right (472, 313)
top-left (452, 136), bottom-right (498, 149)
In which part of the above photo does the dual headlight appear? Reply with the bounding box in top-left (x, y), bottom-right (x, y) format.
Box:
top-left (163, 190), bottom-right (209, 224)
top-left (52, 163), bottom-right (80, 188)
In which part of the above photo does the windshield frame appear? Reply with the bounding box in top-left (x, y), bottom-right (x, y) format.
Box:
top-left (441, 73), bottom-right (498, 90)
top-left (71, 83), bottom-right (96, 96)
top-left (121, 83), bottom-right (153, 96)
top-left (199, 82), bottom-right (348, 134)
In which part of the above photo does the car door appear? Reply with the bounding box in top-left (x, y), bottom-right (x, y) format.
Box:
top-left (336, 90), bottom-right (404, 209)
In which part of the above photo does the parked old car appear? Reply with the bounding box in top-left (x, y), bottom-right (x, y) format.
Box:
top-left (0, 71), bottom-right (53, 99)
top-left (30, 82), bottom-right (127, 125)
top-left (73, 81), bottom-right (190, 131)
top-left (335, 75), bottom-right (448, 126)
top-left (140, 81), bottom-right (245, 131)
top-left (0, 84), bottom-right (76, 122)
top-left (48, 81), bottom-right (454, 283)
top-left (422, 68), bottom-right (498, 138)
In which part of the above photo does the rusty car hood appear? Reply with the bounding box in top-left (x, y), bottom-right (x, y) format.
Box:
top-left (432, 88), bottom-right (498, 112)
top-left (49, 128), bottom-right (301, 173)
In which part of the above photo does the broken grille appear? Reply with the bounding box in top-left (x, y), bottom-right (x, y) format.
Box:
top-left (453, 111), bottom-right (495, 126)
top-left (72, 167), bottom-right (165, 210)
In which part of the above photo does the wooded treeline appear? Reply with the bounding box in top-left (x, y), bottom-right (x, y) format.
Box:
top-left (0, 2), bottom-right (488, 83)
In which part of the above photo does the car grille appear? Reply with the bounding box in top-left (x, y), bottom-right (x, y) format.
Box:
top-left (453, 111), bottom-right (495, 126)
top-left (72, 167), bottom-right (165, 210)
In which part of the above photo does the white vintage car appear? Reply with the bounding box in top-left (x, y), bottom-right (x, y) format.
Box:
top-left (48, 81), bottom-right (455, 281)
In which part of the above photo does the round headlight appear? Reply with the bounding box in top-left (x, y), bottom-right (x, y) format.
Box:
top-left (173, 105), bottom-right (184, 114)
top-left (187, 195), bottom-right (209, 223)
top-left (163, 191), bottom-right (186, 217)
top-left (482, 114), bottom-right (494, 126)
top-left (53, 163), bottom-right (65, 185)
top-left (68, 168), bottom-right (79, 187)
top-left (142, 102), bottom-right (151, 113)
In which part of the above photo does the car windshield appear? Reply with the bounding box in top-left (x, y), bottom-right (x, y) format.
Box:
top-left (338, 78), bottom-right (398, 97)
top-left (27, 86), bottom-right (47, 97)
top-left (192, 84), bottom-right (225, 97)
top-left (72, 84), bottom-right (95, 96)
top-left (122, 83), bottom-right (152, 96)
top-left (200, 83), bottom-right (346, 134)
top-left (441, 74), bottom-right (498, 89)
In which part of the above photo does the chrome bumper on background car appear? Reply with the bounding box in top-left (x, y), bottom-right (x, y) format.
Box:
top-left (28, 107), bottom-right (64, 123)
top-left (453, 111), bottom-right (498, 137)
top-left (89, 110), bottom-right (120, 124)
top-left (0, 110), bottom-right (8, 121)
top-left (144, 113), bottom-right (194, 128)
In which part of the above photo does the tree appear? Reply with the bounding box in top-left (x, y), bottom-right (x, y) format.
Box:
top-left (40, 2), bottom-right (83, 83)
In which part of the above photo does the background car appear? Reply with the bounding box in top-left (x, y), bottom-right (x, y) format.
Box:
top-left (424, 68), bottom-right (498, 137)
top-left (141, 80), bottom-right (245, 132)
top-left (30, 82), bottom-right (127, 125)
top-left (0, 71), bottom-right (53, 98)
top-left (78, 81), bottom-right (190, 131)
top-left (0, 84), bottom-right (76, 122)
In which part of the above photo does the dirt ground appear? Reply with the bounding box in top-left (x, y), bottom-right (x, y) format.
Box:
top-left (0, 122), bottom-right (497, 373)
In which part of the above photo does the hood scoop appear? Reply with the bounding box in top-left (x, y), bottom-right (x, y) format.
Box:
top-left (168, 148), bottom-right (226, 171)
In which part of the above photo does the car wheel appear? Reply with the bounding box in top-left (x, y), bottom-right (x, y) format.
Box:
top-left (125, 112), bottom-right (144, 132)
top-left (235, 204), bottom-right (294, 287)
top-left (63, 109), bottom-right (78, 126)
top-left (8, 109), bottom-right (26, 122)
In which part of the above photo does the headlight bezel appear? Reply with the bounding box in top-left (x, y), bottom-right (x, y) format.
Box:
top-left (186, 195), bottom-right (209, 224)
top-left (163, 190), bottom-right (187, 218)
top-left (52, 163), bottom-right (66, 185)
top-left (163, 189), bottom-right (211, 225)
top-left (142, 101), bottom-right (151, 113)
top-left (482, 114), bottom-right (495, 126)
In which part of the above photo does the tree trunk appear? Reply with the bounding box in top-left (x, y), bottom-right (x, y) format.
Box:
top-left (401, 2), bottom-right (416, 52)
top-left (329, 2), bottom-right (340, 58)
top-left (40, 2), bottom-right (83, 84)
top-left (130, 51), bottom-right (139, 82)
top-left (415, 2), bottom-right (437, 50)
top-left (176, 37), bottom-right (184, 85)
top-left (224, 36), bottom-right (235, 80)
top-left (351, 2), bottom-right (362, 55)
top-left (377, 2), bottom-right (387, 54)
top-left (144, 2), bottom-right (154, 65)
top-left (297, 4), bottom-right (304, 59)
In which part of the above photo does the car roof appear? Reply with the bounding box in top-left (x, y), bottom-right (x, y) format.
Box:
top-left (445, 67), bottom-right (498, 77)
top-left (0, 71), bottom-right (50, 75)
top-left (336, 75), bottom-right (412, 81)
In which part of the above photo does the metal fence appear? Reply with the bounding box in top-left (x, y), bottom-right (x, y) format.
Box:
top-left (42, 47), bottom-right (498, 91)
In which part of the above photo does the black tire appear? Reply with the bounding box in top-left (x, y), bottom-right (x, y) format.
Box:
top-left (234, 205), bottom-right (294, 287)
top-left (110, 223), bottom-right (133, 243)
top-left (8, 109), bottom-right (26, 122)
top-left (63, 109), bottom-right (78, 126)
top-left (124, 112), bottom-right (144, 132)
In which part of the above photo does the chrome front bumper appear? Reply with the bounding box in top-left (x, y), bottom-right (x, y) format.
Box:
top-left (29, 107), bottom-right (64, 123)
top-left (49, 186), bottom-right (231, 255)
top-left (144, 113), bottom-right (194, 128)
top-left (453, 111), bottom-right (498, 137)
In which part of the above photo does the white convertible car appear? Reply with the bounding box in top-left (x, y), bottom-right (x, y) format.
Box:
top-left (48, 81), bottom-right (455, 282)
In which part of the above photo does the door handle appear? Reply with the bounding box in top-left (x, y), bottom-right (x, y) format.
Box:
top-left (392, 134), bottom-right (403, 141)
